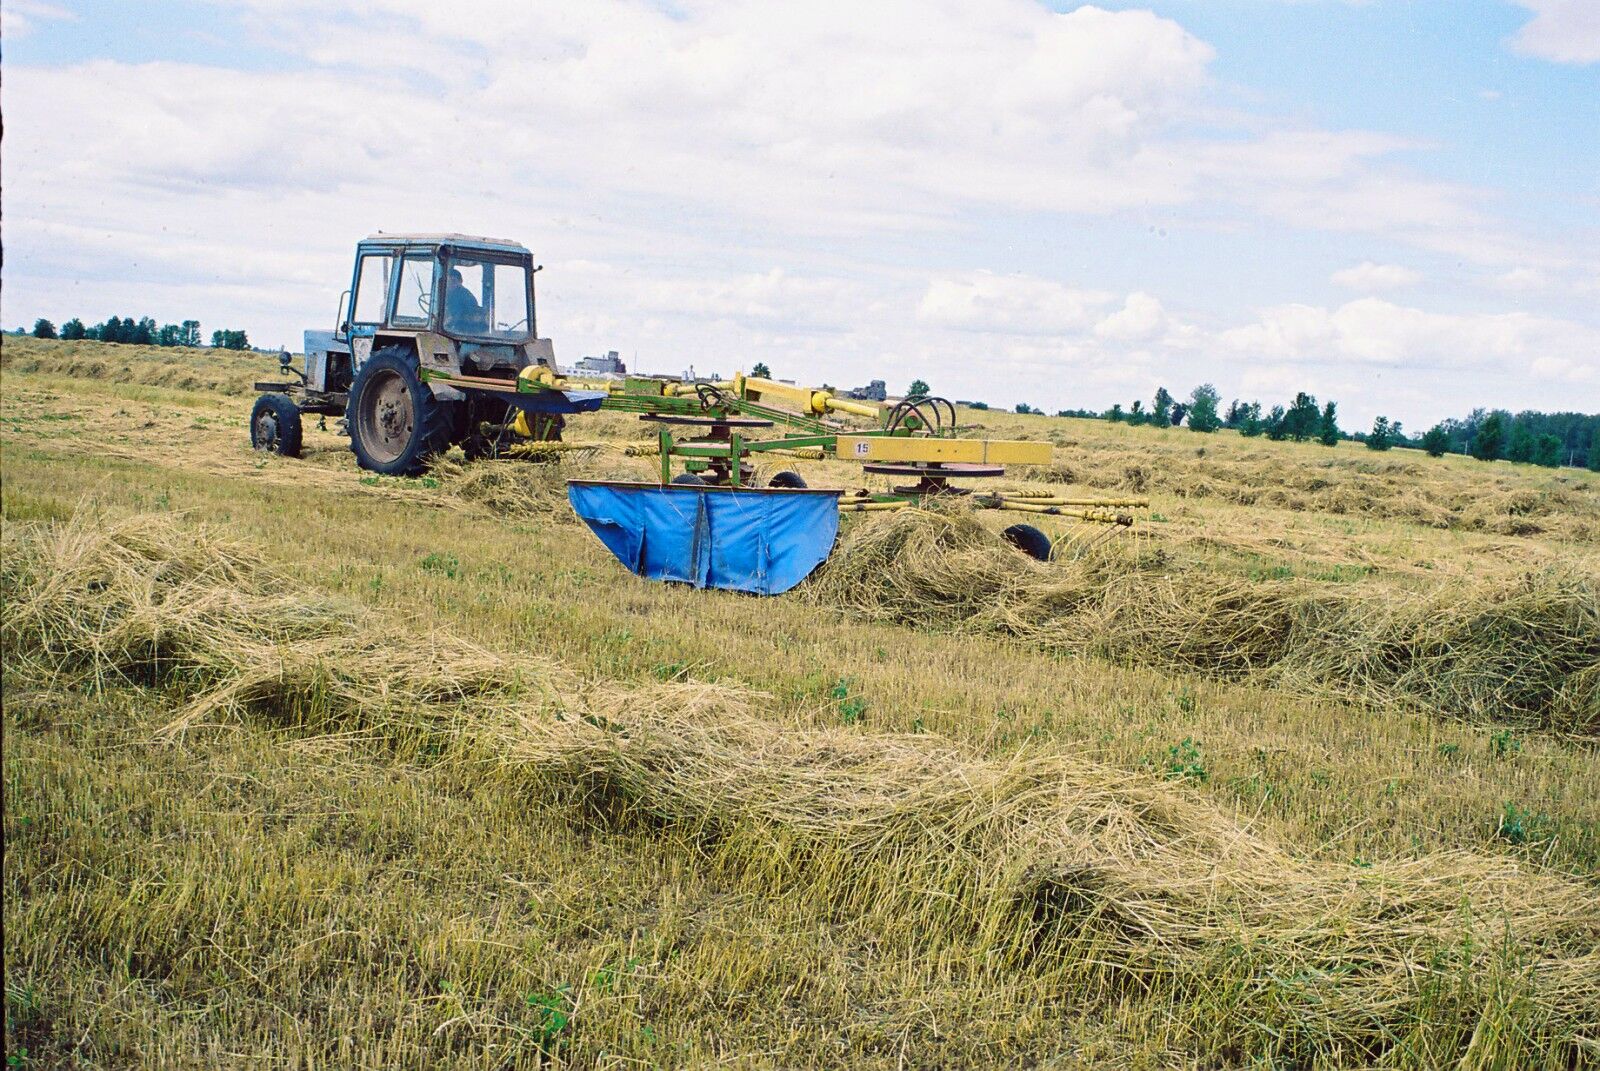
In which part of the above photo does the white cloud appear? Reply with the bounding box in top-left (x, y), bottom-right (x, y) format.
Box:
top-left (0, 0), bottom-right (72, 37)
top-left (1509, 0), bottom-right (1600, 64)
top-left (1331, 261), bottom-right (1423, 291)
top-left (1220, 297), bottom-right (1600, 375)
top-left (1531, 355), bottom-right (1596, 382)
top-left (1490, 267), bottom-right (1551, 292)
top-left (632, 268), bottom-right (867, 332)
top-left (918, 272), bottom-right (1116, 335)
top-left (7, 0), bottom-right (1543, 252)
top-left (298, 0), bottom-right (1220, 219)
top-left (1094, 292), bottom-right (1170, 342)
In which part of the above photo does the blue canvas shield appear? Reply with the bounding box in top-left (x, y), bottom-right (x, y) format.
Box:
top-left (496, 388), bottom-right (608, 415)
top-left (567, 481), bottom-right (841, 595)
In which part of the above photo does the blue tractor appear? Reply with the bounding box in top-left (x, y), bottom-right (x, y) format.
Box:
top-left (250, 233), bottom-right (602, 475)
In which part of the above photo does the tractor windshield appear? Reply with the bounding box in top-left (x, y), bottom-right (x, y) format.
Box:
top-left (441, 255), bottom-right (531, 340)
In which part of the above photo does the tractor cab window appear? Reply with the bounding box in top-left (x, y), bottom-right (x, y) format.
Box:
top-left (442, 256), bottom-right (531, 340)
top-left (352, 253), bottom-right (394, 324)
top-left (391, 254), bottom-right (436, 326)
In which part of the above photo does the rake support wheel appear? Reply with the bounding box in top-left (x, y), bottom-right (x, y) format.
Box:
top-left (1002, 523), bottom-right (1054, 562)
top-left (768, 470), bottom-right (808, 489)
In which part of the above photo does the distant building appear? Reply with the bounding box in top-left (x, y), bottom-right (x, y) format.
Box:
top-left (573, 350), bottom-right (627, 376)
top-left (678, 365), bottom-right (724, 382)
top-left (844, 379), bottom-right (887, 401)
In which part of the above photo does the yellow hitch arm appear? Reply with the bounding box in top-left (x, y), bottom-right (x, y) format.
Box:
top-left (733, 374), bottom-right (882, 421)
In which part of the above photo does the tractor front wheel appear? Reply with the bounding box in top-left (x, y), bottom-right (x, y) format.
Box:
top-left (250, 393), bottom-right (303, 457)
top-left (347, 347), bottom-right (454, 476)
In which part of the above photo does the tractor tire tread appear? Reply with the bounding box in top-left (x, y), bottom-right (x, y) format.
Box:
top-left (346, 346), bottom-right (455, 477)
top-left (250, 392), bottom-right (303, 458)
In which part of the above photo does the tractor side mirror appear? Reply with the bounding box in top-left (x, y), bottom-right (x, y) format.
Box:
top-left (334, 290), bottom-right (352, 342)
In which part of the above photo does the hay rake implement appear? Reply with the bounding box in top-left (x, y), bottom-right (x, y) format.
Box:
top-left (251, 234), bottom-right (1145, 595)
top-left (531, 372), bottom-right (1147, 593)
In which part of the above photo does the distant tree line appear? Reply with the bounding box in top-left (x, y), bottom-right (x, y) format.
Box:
top-left (28, 316), bottom-right (249, 350)
top-left (1416, 409), bottom-right (1600, 471)
top-left (1215, 391), bottom-right (1345, 444)
top-left (1105, 385), bottom-right (1341, 444)
top-left (913, 373), bottom-right (1597, 472)
top-left (1093, 383), bottom-right (1599, 470)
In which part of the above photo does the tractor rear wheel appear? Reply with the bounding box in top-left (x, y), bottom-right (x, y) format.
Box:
top-left (1002, 523), bottom-right (1053, 562)
top-left (767, 470), bottom-right (808, 489)
top-left (250, 393), bottom-right (303, 457)
top-left (347, 347), bottom-right (454, 477)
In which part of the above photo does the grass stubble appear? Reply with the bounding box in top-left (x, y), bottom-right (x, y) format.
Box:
top-left (5, 336), bottom-right (1600, 1067)
top-left (5, 512), bottom-right (1599, 1068)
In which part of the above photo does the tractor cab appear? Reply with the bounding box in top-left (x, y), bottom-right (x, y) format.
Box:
top-left (339, 234), bottom-right (536, 347)
top-left (330, 233), bottom-right (552, 385)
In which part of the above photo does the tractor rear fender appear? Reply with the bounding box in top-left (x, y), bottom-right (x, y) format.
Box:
top-left (367, 331), bottom-right (467, 401)
top-left (524, 337), bottom-right (556, 369)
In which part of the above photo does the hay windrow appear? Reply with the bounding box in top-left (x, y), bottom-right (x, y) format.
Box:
top-left (0, 513), bottom-right (353, 690)
top-left (428, 452), bottom-right (657, 519)
top-left (5, 510), bottom-right (1600, 1064)
top-left (1040, 437), bottom-right (1600, 542)
top-left (808, 507), bottom-right (1600, 734)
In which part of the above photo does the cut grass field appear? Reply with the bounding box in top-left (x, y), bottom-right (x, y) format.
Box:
top-left (3, 335), bottom-right (1598, 1068)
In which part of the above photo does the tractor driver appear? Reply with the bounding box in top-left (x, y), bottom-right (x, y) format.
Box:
top-left (444, 267), bottom-right (488, 333)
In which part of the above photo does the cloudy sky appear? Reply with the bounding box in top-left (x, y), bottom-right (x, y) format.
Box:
top-left (4, 0), bottom-right (1597, 428)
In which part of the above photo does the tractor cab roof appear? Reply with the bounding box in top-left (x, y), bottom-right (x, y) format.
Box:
top-left (360, 232), bottom-right (529, 255)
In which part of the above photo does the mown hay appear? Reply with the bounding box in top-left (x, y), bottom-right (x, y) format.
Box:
top-left (5, 511), bottom-right (1600, 1065)
top-left (809, 508), bottom-right (1600, 734)
top-left (0, 513), bottom-right (351, 691)
top-left (0, 513), bottom-right (574, 739)
top-left (428, 452), bottom-right (659, 519)
top-left (427, 456), bottom-right (576, 519)
top-left (0, 338), bottom-right (263, 395)
top-left (1040, 438), bottom-right (1600, 542)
